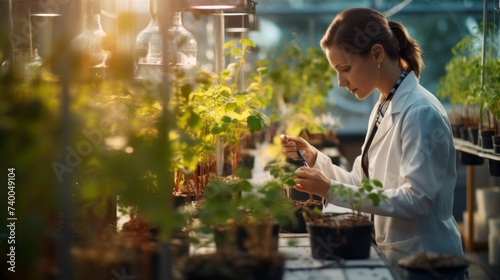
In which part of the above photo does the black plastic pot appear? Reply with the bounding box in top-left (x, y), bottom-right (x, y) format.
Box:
top-left (398, 266), bottom-right (468, 280)
top-left (459, 127), bottom-right (469, 141)
top-left (280, 204), bottom-right (323, 233)
top-left (398, 253), bottom-right (469, 280)
top-left (488, 159), bottom-right (500, 177)
top-left (459, 151), bottom-right (484, 166)
top-left (493, 135), bottom-right (500, 154)
top-left (480, 130), bottom-right (495, 149)
top-left (214, 223), bottom-right (280, 252)
top-left (181, 252), bottom-right (285, 280)
top-left (468, 127), bottom-right (479, 145)
top-left (452, 124), bottom-right (462, 138)
top-left (307, 218), bottom-right (374, 260)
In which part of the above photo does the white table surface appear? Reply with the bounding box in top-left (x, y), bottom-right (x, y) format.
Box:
top-left (191, 233), bottom-right (399, 280)
top-left (279, 233), bottom-right (397, 280)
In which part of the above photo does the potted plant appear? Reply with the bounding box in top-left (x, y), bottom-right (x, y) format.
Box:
top-left (477, 59), bottom-right (500, 175)
top-left (264, 159), bottom-right (323, 233)
top-left (256, 43), bottom-right (337, 139)
top-left (437, 28), bottom-right (482, 143)
top-left (397, 251), bottom-right (469, 280)
top-left (303, 178), bottom-right (387, 260)
top-left (437, 28), bottom-right (484, 166)
top-left (171, 39), bottom-right (270, 204)
top-left (180, 174), bottom-right (294, 280)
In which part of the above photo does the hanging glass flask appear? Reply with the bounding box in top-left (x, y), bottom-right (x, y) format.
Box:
top-left (134, 0), bottom-right (162, 81)
top-left (71, 0), bottom-right (109, 68)
top-left (168, 12), bottom-right (197, 66)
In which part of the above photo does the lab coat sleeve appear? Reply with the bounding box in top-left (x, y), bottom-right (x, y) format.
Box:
top-left (379, 105), bottom-right (454, 219)
top-left (326, 105), bottom-right (454, 219)
top-left (314, 149), bottom-right (366, 210)
top-left (313, 150), bottom-right (363, 187)
top-left (315, 106), bottom-right (456, 219)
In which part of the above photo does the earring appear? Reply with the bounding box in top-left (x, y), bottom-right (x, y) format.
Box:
top-left (378, 63), bottom-right (381, 69)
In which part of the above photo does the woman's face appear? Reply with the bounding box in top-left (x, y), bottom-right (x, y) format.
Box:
top-left (325, 45), bottom-right (380, 100)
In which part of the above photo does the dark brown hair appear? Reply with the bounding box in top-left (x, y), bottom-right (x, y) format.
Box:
top-left (320, 8), bottom-right (424, 77)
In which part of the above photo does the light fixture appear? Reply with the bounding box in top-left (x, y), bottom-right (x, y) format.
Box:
top-left (185, 0), bottom-right (247, 11)
top-left (224, 13), bottom-right (257, 33)
top-left (223, 0), bottom-right (257, 33)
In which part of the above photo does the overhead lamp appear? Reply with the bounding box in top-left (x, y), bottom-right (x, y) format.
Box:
top-left (184, 0), bottom-right (250, 11)
top-left (224, 14), bottom-right (258, 33)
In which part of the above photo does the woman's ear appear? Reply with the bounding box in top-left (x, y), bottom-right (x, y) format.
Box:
top-left (370, 44), bottom-right (384, 64)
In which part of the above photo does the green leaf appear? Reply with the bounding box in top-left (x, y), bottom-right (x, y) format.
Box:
top-left (257, 67), bottom-right (268, 75)
top-left (285, 178), bottom-right (296, 186)
top-left (240, 38), bottom-right (256, 48)
top-left (236, 167), bottom-right (252, 179)
top-left (210, 123), bottom-right (224, 134)
top-left (221, 115), bottom-right (232, 123)
top-left (223, 41), bottom-right (235, 49)
top-left (247, 114), bottom-right (263, 132)
top-left (225, 100), bottom-right (237, 111)
top-left (368, 193), bottom-right (381, 206)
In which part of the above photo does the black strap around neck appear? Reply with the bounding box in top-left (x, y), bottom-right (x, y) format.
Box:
top-left (362, 70), bottom-right (407, 178)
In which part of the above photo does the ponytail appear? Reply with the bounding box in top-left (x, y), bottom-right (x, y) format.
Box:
top-left (321, 8), bottom-right (425, 78)
top-left (389, 20), bottom-right (424, 78)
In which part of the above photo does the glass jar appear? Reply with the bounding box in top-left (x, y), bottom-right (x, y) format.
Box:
top-left (168, 12), bottom-right (197, 66)
top-left (71, 3), bottom-right (109, 68)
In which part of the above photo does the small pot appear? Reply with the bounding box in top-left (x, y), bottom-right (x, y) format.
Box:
top-left (180, 252), bottom-right (285, 280)
top-left (307, 216), bottom-right (373, 260)
top-left (468, 127), bottom-right (479, 145)
top-left (459, 127), bottom-right (469, 141)
top-left (480, 130), bottom-right (495, 149)
top-left (459, 151), bottom-right (484, 166)
top-left (214, 223), bottom-right (280, 252)
top-left (280, 204), bottom-right (323, 233)
top-left (488, 159), bottom-right (500, 177)
top-left (451, 124), bottom-right (462, 138)
top-left (398, 252), bottom-right (468, 280)
top-left (493, 135), bottom-right (500, 154)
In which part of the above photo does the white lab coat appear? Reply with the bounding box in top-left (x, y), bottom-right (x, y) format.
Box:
top-left (315, 71), bottom-right (464, 265)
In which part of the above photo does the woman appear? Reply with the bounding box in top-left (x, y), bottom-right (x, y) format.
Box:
top-left (281, 8), bottom-right (464, 265)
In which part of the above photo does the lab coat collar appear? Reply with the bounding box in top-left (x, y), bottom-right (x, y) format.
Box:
top-left (370, 71), bottom-right (419, 147)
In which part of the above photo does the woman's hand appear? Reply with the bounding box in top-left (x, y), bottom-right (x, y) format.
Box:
top-left (280, 134), bottom-right (318, 167)
top-left (294, 167), bottom-right (330, 199)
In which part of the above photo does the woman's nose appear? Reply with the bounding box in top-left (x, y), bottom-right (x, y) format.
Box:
top-left (338, 77), bottom-right (347, 88)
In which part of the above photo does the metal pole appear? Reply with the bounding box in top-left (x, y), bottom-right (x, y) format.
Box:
top-left (158, 0), bottom-right (174, 279)
top-left (215, 11), bottom-right (225, 176)
top-left (57, 2), bottom-right (75, 279)
top-left (481, 0), bottom-right (488, 87)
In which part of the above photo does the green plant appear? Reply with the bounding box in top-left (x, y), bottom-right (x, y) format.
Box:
top-left (256, 44), bottom-right (337, 137)
top-left (193, 174), bottom-right (294, 254)
top-left (436, 25), bottom-right (491, 128)
top-left (476, 58), bottom-right (500, 133)
top-left (171, 39), bottom-right (270, 194)
top-left (303, 178), bottom-right (388, 223)
top-left (330, 178), bottom-right (387, 218)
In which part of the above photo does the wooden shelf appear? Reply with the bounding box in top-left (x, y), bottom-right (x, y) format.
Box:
top-left (454, 138), bottom-right (499, 253)
top-left (454, 138), bottom-right (500, 161)
top-left (457, 222), bottom-right (488, 251)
